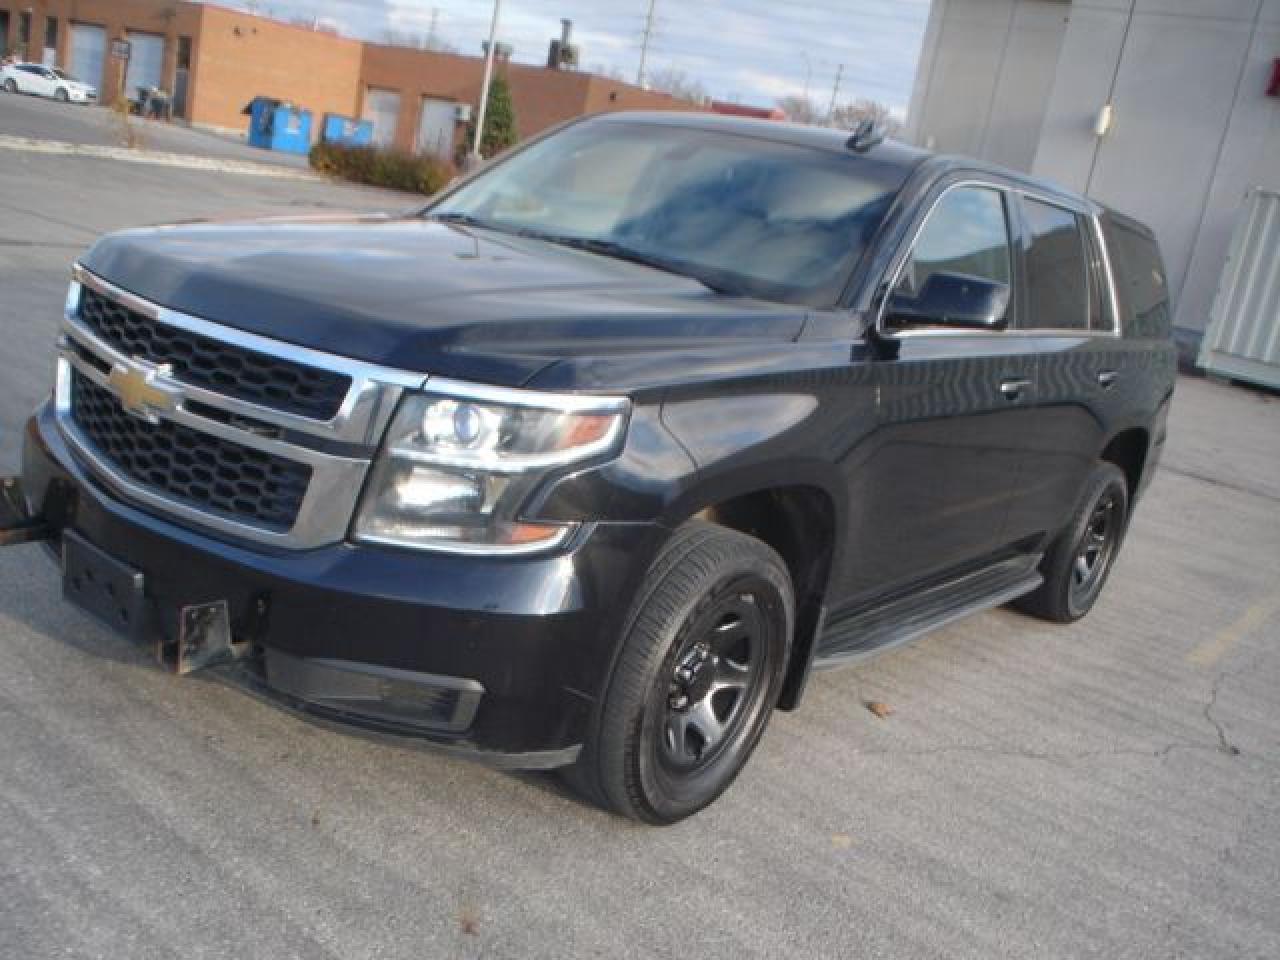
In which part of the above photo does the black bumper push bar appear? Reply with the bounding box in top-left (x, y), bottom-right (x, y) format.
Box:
top-left (0, 477), bottom-right (53, 547)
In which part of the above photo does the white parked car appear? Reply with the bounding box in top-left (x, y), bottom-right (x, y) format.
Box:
top-left (1, 62), bottom-right (97, 103)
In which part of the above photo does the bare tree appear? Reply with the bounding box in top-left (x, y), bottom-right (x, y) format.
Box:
top-left (645, 67), bottom-right (708, 103)
top-left (290, 16), bottom-right (339, 36)
top-left (775, 95), bottom-right (821, 124)
top-left (381, 29), bottom-right (457, 53)
top-left (829, 98), bottom-right (902, 136)
top-left (590, 63), bottom-right (627, 83)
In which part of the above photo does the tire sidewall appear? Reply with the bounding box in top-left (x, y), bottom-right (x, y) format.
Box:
top-left (1061, 467), bottom-right (1129, 620)
top-left (633, 568), bottom-right (791, 822)
top-left (594, 524), bottom-right (794, 824)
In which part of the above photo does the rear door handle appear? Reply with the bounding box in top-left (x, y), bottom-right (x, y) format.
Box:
top-left (1000, 377), bottom-right (1033, 400)
top-left (1097, 370), bottom-right (1119, 390)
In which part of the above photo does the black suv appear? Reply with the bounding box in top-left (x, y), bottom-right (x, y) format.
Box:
top-left (2, 113), bottom-right (1175, 823)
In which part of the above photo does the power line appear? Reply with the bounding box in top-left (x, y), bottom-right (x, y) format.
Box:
top-left (637, 0), bottom-right (658, 87)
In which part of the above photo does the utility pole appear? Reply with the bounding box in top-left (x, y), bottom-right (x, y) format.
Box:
top-left (637, 0), bottom-right (657, 88)
top-left (825, 63), bottom-right (843, 126)
top-left (470, 0), bottom-right (502, 166)
top-left (426, 7), bottom-right (439, 51)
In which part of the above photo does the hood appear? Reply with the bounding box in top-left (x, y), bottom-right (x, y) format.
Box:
top-left (80, 215), bottom-right (809, 390)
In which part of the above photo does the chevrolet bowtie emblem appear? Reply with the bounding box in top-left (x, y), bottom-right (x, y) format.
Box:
top-left (107, 360), bottom-right (181, 423)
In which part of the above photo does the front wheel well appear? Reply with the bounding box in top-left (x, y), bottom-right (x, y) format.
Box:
top-left (694, 485), bottom-right (836, 712)
top-left (1100, 428), bottom-right (1149, 498)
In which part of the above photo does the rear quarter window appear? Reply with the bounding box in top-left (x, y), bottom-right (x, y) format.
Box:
top-left (1102, 215), bottom-right (1171, 339)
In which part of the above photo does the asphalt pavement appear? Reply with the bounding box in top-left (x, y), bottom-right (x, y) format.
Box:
top-left (1, 98), bottom-right (1278, 960)
top-left (0, 87), bottom-right (310, 168)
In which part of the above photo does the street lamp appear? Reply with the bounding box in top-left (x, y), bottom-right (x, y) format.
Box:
top-left (469, 0), bottom-right (502, 167)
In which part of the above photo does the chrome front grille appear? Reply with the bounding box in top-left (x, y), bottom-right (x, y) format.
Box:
top-left (56, 265), bottom-right (426, 549)
top-left (78, 287), bottom-right (352, 421)
top-left (71, 371), bottom-right (312, 531)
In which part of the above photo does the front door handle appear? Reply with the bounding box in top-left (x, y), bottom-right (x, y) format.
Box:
top-left (1000, 377), bottom-right (1033, 400)
top-left (1097, 370), bottom-right (1119, 390)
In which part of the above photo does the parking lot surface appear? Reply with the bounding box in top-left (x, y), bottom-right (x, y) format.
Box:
top-left (1, 103), bottom-right (1278, 959)
top-left (0, 88), bottom-right (309, 168)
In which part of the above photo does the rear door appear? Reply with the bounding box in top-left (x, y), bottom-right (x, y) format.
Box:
top-left (1002, 192), bottom-right (1124, 543)
top-left (837, 180), bottom-right (1041, 603)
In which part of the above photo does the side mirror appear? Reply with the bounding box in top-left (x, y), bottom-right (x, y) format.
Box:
top-left (885, 271), bottom-right (1010, 331)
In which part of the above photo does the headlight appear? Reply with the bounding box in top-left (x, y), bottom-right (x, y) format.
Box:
top-left (353, 378), bottom-right (629, 554)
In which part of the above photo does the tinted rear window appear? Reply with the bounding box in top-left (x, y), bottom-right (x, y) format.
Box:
top-left (1102, 215), bottom-right (1171, 339)
top-left (1023, 198), bottom-right (1091, 330)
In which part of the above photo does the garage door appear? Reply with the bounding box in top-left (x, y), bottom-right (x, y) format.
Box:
top-left (363, 89), bottom-right (401, 147)
top-left (416, 98), bottom-right (456, 158)
top-left (68, 23), bottom-right (107, 90)
top-left (125, 31), bottom-right (165, 96)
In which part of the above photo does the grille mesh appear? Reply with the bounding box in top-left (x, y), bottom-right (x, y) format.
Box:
top-left (78, 287), bottom-right (351, 421)
top-left (70, 371), bottom-right (311, 532)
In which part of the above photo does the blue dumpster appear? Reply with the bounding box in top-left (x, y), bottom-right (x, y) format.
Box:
top-left (245, 97), bottom-right (313, 155)
top-left (321, 113), bottom-right (374, 147)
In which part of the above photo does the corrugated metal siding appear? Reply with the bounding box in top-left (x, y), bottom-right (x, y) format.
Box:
top-left (1198, 188), bottom-right (1280, 390)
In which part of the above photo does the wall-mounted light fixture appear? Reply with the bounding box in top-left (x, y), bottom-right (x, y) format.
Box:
top-left (1094, 103), bottom-right (1114, 137)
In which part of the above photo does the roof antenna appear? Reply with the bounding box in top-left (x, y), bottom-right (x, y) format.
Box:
top-left (847, 118), bottom-right (885, 153)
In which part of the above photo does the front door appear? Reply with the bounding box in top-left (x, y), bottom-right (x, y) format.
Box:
top-left (836, 183), bottom-right (1041, 605)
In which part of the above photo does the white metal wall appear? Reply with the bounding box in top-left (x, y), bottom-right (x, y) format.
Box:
top-left (908, 0), bottom-right (1280, 351)
top-left (1198, 189), bottom-right (1280, 389)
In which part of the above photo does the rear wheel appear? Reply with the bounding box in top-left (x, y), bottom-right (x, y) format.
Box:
top-left (1015, 462), bottom-right (1128, 623)
top-left (567, 521), bottom-right (793, 824)
top-left (4, 80), bottom-right (17, 94)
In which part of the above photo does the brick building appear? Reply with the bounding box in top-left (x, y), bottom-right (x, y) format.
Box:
top-left (0, 0), bottom-right (693, 155)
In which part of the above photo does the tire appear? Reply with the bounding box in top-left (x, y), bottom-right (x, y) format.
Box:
top-left (1015, 462), bottom-right (1128, 623)
top-left (3, 80), bottom-right (17, 94)
top-left (55, 88), bottom-right (69, 103)
top-left (567, 520), bottom-right (794, 824)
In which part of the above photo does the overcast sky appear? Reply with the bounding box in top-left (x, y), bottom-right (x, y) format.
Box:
top-left (224, 0), bottom-right (930, 116)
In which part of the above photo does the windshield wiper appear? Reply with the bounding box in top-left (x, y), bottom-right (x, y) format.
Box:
top-left (427, 211), bottom-right (497, 230)
top-left (527, 234), bottom-right (733, 293)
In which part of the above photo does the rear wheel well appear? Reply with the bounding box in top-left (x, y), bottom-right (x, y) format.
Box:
top-left (1100, 428), bottom-right (1148, 497)
top-left (695, 486), bottom-right (835, 712)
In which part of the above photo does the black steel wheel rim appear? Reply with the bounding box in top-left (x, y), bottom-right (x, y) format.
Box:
top-left (1070, 491), bottom-right (1118, 606)
top-left (659, 584), bottom-right (771, 774)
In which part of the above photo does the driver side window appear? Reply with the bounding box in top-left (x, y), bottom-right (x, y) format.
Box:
top-left (887, 185), bottom-right (1012, 330)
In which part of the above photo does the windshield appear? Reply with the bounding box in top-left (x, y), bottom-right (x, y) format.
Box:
top-left (53, 69), bottom-right (72, 81)
top-left (427, 122), bottom-right (908, 306)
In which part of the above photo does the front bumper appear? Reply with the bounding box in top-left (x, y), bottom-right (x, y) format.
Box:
top-left (18, 402), bottom-right (664, 768)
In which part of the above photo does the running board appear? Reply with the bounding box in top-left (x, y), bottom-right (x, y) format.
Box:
top-left (813, 556), bottom-right (1042, 670)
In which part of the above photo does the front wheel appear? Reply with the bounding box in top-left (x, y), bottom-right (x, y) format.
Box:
top-left (3, 80), bottom-right (17, 94)
top-left (567, 521), bottom-right (793, 824)
top-left (1015, 462), bottom-right (1129, 623)
top-left (54, 88), bottom-right (69, 102)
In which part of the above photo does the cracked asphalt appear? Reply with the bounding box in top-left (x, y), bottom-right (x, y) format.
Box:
top-left (2, 98), bottom-right (1279, 959)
